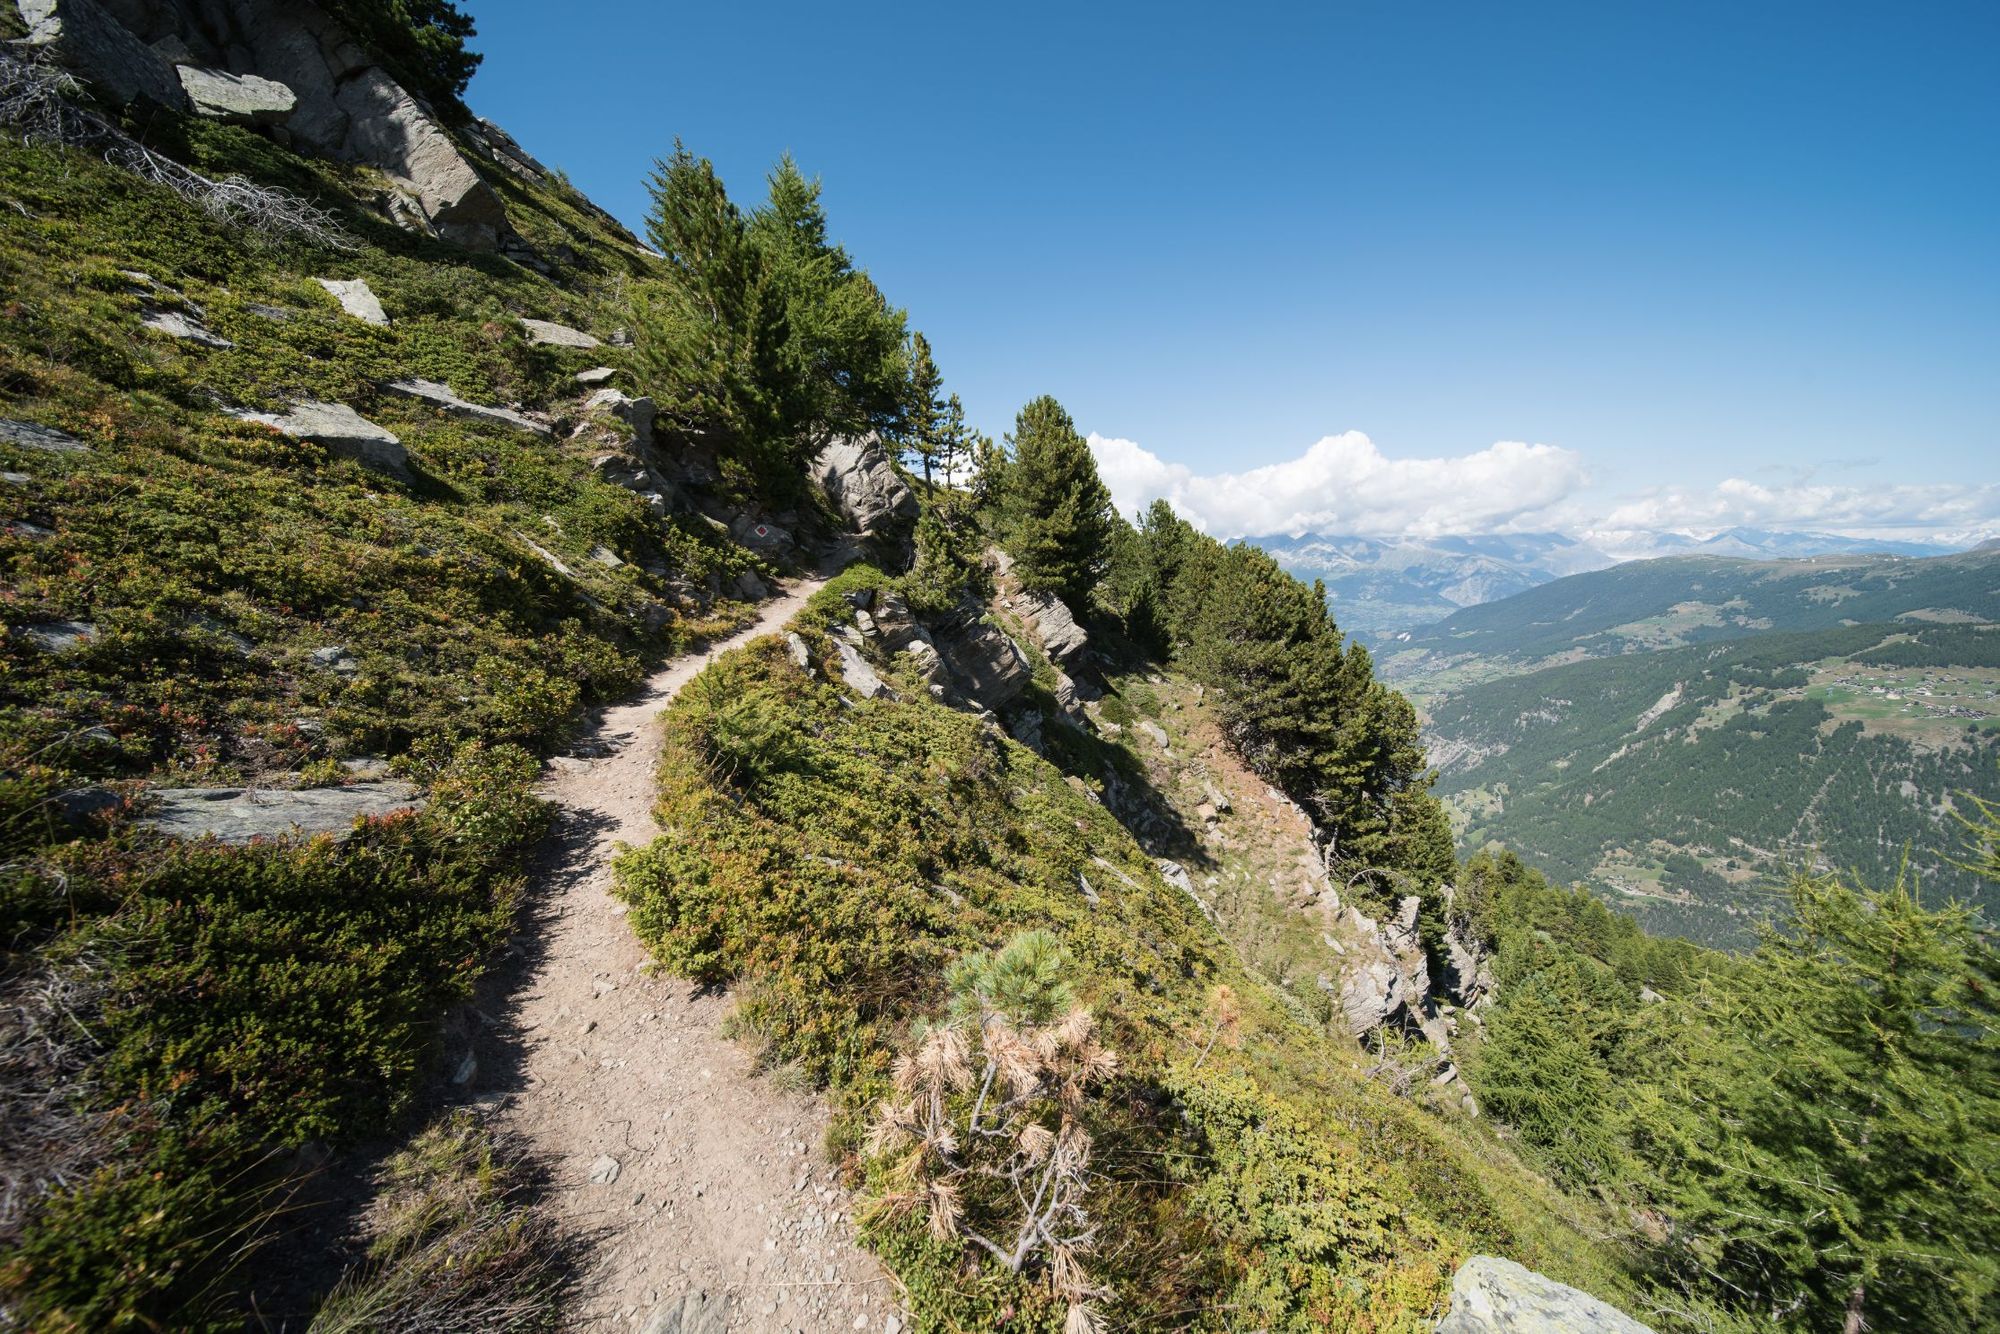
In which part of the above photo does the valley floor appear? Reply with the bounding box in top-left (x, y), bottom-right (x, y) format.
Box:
top-left (471, 581), bottom-right (901, 1332)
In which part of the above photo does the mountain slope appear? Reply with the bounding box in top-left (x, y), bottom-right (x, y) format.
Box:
top-left (1424, 620), bottom-right (2000, 946)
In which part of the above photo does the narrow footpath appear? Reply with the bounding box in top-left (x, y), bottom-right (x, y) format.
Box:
top-left (484, 581), bottom-right (903, 1333)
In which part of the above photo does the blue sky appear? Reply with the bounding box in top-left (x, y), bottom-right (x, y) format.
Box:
top-left (465, 0), bottom-right (1998, 547)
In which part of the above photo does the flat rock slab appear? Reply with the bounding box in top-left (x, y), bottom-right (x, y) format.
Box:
top-left (0, 419), bottom-right (90, 454)
top-left (177, 65), bottom-right (297, 124)
top-left (574, 365), bottom-right (619, 386)
top-left (520, 317), bottom-right (600, 348)
top-left (1438, 1256), bottom-right (1656, 1334)
top-left (384, 378), bottom-right (550, 435)
top-left (141, 306), bottom-right (233, 348)
top-left (230, 401), bottom-right (407, 474)
top-left (315, 277), bottom-right (389, 326)
top-left (140, 781), bottom-right (425, 844)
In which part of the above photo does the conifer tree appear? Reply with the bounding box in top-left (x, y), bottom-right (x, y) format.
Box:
top-left (635, 143), bottom-right (790, 468)
top-left (897, 331), bottom-right (945, 484)
top-left (749, 154), bottom-right (908, 442)
top-left (995, 396), bottom-right (1115, 610)
top-left (1650, 872), bottom-right (2000, 1332)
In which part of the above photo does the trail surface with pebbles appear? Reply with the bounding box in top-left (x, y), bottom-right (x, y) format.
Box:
top-left (480, 581), bottom-right (905, 1333)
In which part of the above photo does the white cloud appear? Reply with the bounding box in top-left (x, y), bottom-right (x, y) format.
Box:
top-left (1087, 430), bottom-right (2000, 551)
top-left (1593, 477), bottom-right (2000, 539)
top-left (1088, 430), bottom-right (1589, 539)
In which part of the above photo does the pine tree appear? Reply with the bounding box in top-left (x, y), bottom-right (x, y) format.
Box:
top-left (749, 154), bottom-right (908, 443)
top-left (1651, 872), bottom-right (2000, 1331)
top-left (635, 142), bottom-right (790, 470)
top-left (995, 396), bottom-right (1114, 610)
top-left (897, 332), bottom-right (945, 485)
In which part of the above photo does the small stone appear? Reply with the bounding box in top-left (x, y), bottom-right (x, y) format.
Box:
top-left (450, 1050), bottom-right (477, 1084)
top-left (575, 365), bottom-right (619, 386)
top-left (588, 1154), bottom-right (621, 1185)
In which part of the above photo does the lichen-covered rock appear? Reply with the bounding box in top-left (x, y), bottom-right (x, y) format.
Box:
top-left (140, 306), bottom-right (233, 347)
top-left (1437, 1256), bottom-right (1655, 1333)
top-left (809, 434), bottom-right (917, 536)
top-left (140, 781), bottom-right (425, 844)
top-left (0, 418), bottom-right (89, 454)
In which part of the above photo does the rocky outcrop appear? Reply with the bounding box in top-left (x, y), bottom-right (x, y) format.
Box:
top-left (1436, 1257), bottom-right (1655, 1333)
top-left (1010, 588), bottom-right (1088, 664)
top-left (809, 434), bottom-right (917, 538)
top-left (17, 0), bottom-right (190, 111)
top-left (140, 306), bottom-right (232, 347)
top-left (584, 388), bottom-right (656, 451)
top-left (930, 595), bottom-right (1032, 708)
top-left (229, 400), bottom-right (407, 474)
top-left (830, 628), bottom-right (893, 701)
top-left (140, 781), bottom-right (424, 844)
top-left (50, 0), bottom-right (512, 249)
top-left (384, 378), bottom-right (549, 435)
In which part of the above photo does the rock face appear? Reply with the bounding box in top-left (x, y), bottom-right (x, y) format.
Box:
top-left (140, 781), bottom-right (424, 844)
top-left (231, 401), bottom-right (407, 474)
top-left (316, 277), bottom-right (388, 325)
top-left (1436, 1257), bottom-right (1656, 1333)
top-left (65, 0), bottom-right (512, 249)
top-left (384, 378), bottom-right (549, 435)
top-left (809, 434), bottom-right (918, 537)
top-left (176, 64), bottom-right (296, 123)
top-left (17, 0), bottom-right (191, 111)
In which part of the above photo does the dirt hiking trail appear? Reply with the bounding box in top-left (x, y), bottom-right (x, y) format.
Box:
top-left (482, 580), bottom-right (906, 1333)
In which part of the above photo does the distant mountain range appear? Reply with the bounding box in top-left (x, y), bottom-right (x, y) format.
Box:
top-left (1259, 527), bottom-right (1967, 647)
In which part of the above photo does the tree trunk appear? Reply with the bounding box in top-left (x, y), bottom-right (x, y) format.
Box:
top-left (1843, 1281), bottom-right (1865, 1334)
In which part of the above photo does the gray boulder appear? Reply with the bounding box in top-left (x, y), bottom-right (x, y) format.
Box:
top-left (574, 366), bottom-right (619, 387)
top-left (520, 318), bottom-right (600, 348)
top-left (315, 277), bottom-right (388, 325)
top-left (140, 781), bottom-right (424, 845)
top-left (17, 0), bottom-right (191, 111)
top-left (1013, 588), bottom-right (1088, 663)
top-left (0, 418), bottom-right (90, 455)
top-left (176, 64), bottom-right (296, 123)
top-left (1436, 1257), bottom-right (1655, 1333)
top-left (230, 401), bottom-right (407, 475)
top-left (639, 1290), bottom-right (731, 1334)
top-left (809, 434), bottom-right (918, 536)
top-left (384, 378), bottom-right (549, 435)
